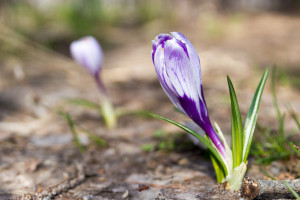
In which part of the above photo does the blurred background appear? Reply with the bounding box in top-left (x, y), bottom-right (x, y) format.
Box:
top-left (1, 0), bottom-right (300, 52)
top-left (0, 0), bottom-right (299, 127)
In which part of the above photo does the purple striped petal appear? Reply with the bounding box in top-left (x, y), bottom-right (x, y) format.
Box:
top-left (153, 43), bottom-right (181, 108)
top-left (152, 32), bottom-right (226, 157)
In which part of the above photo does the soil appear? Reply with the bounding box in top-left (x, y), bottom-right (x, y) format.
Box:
top-left (0, 11), bottom-right (299, 200)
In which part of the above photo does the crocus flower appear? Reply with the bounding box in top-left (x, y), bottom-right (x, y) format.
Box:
top-left (70, 36), bottom-right (106, 94)
top-left (151, 32), bottom-right (226, 157)
top-left (70, 36), bottom-right (116, 129)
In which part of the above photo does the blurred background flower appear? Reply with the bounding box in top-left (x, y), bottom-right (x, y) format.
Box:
top-left (70, 36), bottom-right (104, 78)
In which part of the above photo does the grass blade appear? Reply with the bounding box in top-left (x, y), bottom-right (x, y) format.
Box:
top-left (227, 76), bottom-right (243, 168)
top-left (148, 112), bottom-right (228, 175)
top-left (289, 142), bottom-right (300, 155)
top-left (282, 181), bottom-right (300, 200)
top-left (278, 113), bottom-right (286, 147)
top-left (59, 111), bottom-right (85, 153)
top-left (66, 98), bottom-right (99, 110)
top-left (271, 67), bottom-right (281, 122)
top-left (287, 104), bottom-right (300, 130)
top-left (243, 67), bottom-right (269, 162)
top-left (271, 67), bottom-right (286, 146)
top-left (80, 127), bottom-right (108, 147)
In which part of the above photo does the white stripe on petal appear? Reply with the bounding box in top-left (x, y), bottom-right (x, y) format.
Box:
top-left (153, 45), bottom-right (182, 109)
top-left (152, 33), bottom-right (207, 122)
top-left (164, 37), bottom-right (204, 121)
top-left (171, 32), bottom-right (203, 101)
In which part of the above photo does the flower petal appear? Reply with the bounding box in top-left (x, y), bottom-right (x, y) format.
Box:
top-left (70, 36), bottom-right (103, 76)
top-left (164, 38), bottom-right (193, 98)
top-left (171, 32), bottom-right (203, 100)
top-left (153, 44), bottom-right (181, 109)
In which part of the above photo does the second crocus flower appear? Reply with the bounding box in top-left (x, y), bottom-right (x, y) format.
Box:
top-left (70, 36), bottom-right (107, 94)
top-left (70, 36), bottom-right (116, 129)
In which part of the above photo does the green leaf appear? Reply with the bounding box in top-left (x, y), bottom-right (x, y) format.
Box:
top-left (141, 144), bottom-right (155, 152)
top-left (227, 76), bottom-right (243, 168)
top-left (158, 141), bottom-right (167, 150)
top-left (289, 142), bottom-right (300, 155)
top-left (255, 151), bottom-right (290, 165)
top-left (154, 129), bottom-right (166, 138)
top-left (59, 111), bottom-right (85, 153)
top-left (278, 113), bottom-right (286, 147)
top-left (206, 135), bottom-right (225, 183)
top-left (214, 122), bottom-right (232, 160)
top-left (243, 67), bottom-right (269, 162)
top-left (117, 109), bottom-right (153, 118)
top-left (80, 128), bottom-right (108, 147)
top-left (147, 113), bottom-right (228, 175)
top-left (271, 67), bottom-right (287, 147)
top-left (282, 181), bottom-right (300, 200)
top-left (271, 67), bottom-right (281, 122)
top-left (287, 104), bottom-right (300, 130)
top-left (66, 98), bottom-right (99, 110)
top-left (210, 151), bottom-right (226, 182)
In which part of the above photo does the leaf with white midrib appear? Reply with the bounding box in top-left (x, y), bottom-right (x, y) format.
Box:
top-left (243, 68), bottom-right (269, 162)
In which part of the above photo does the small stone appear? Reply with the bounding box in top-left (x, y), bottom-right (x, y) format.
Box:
top-left (137, 189), bottom-right (161, 200)
top-left (82, 195), bottom-right (93, 200)
top-left (122, 190), bottom-right (129, 199)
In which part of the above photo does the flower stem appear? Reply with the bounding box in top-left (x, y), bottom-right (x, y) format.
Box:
top-left (93, 72), bottom-right (117, 129)
top-left (100, 97), bottom-right (117, 129)
top-left (94, 72), bottom-right (107, 95)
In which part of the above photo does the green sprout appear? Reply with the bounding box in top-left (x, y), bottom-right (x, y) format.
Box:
top-left (251, 67), bottom-right (299, 165)
top-left (59, 111), bottom-right (108, 153)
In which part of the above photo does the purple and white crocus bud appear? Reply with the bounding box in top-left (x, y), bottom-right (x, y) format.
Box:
top-left (70, 36), bottom-right (106, 94)
top-left (70, 36), bottom-right (117, 129)
top-left (151, 32), bottom-right (226, 157)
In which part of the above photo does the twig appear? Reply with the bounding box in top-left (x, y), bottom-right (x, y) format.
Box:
top-left (14, 163), bottom-right (86, 200)
top-left (241, 177), bottom-right (300, 199)
top-left (36, 163), bottom-right (85, 200)
top-left (126, 180), bottom-right (186, 190)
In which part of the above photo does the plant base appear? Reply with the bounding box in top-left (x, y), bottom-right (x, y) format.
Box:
top-left (225, 162), bottom-right (247, 191)
top-left (100, 98), bottom-right (117, 129)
